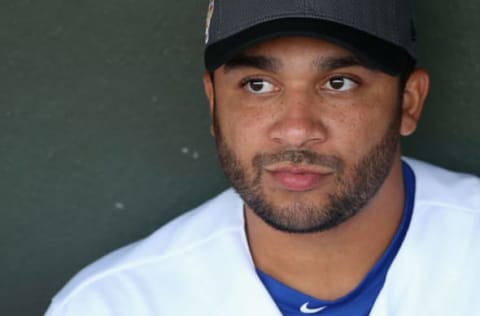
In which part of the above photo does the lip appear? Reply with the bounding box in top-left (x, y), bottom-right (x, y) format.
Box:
top-left (265, 165), bottom-right (334, 192)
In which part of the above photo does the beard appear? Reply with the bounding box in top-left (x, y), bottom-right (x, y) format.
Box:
top-left (213, 105), bottom-right (402, 234)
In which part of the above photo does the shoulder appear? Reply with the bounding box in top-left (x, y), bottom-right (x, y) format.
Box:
top-left (375, 159), bottom-right (480, 314)
top-left (404, 158), bottom-right (480, 252)
top-left (46, 189), bottom-right (248, 315)
top-left (405, 157), bottom-right (480, 244)
top-left (405, 157), bottom-right (480, 213)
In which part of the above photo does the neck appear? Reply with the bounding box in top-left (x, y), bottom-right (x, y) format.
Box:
top-left (245, 158), bottom-right (405, 301)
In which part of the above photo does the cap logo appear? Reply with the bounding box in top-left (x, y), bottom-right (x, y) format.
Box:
top-left (205, 0), bottom-right (215, 44)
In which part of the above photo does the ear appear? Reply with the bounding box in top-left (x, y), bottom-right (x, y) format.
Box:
top-left (400, 68), bottom-right (430, 136)
top-left (203, 71), bottom-right (216, 137)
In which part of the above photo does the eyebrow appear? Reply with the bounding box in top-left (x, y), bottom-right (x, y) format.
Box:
top-left (223, 55), bottom-right (282, 73)
top-left (223, 53), bottom-right (372, 74)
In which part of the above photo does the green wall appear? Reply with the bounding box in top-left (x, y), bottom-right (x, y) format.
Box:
top-left (0, 1), bottom-right (478, 315)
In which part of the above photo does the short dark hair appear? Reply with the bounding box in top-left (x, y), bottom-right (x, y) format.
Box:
top-left (398, 56), bottom-right (417, 92)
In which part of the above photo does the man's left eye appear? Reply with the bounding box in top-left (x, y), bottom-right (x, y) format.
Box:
top-left (324, 76), bottom-right (358, 91)
top-left (244, 79), bottom-right (276, 94)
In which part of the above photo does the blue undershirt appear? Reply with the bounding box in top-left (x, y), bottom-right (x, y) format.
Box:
top-left (256, 161), bottom-right (415, 315)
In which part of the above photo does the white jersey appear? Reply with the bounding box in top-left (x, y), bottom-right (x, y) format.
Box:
top-left (45, 158), bottom-right (480, 316)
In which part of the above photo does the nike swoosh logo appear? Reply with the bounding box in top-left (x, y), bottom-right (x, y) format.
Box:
top-left (300, 302), bottom-right (327, 314)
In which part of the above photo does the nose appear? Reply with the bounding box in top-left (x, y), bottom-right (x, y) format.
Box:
top-left (268, 90), bottom-right (328, 148)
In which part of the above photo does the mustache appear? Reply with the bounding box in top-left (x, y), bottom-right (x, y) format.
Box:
top-left (252, 150), bottom-right (344, 171)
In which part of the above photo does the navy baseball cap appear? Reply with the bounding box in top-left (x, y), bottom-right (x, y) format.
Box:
top-left (204, 0), bottom-right (417, 75)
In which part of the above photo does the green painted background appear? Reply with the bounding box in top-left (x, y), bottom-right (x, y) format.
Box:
top-left (0, 1), bottom-right (478, 315)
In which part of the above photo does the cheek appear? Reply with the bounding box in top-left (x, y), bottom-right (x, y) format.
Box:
top-left (329, 100), bottom-right (395, 158)
top-left (331, 111), bottom-right (369, 158)
top-left (215, 104), bottom-right (271, 158)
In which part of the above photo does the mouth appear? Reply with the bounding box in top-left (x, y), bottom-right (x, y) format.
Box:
top-left (265, 164), bottom-right (334, 192)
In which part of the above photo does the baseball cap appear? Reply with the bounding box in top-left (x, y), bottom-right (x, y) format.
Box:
top-left (204, 0), bottom-right (417, 75)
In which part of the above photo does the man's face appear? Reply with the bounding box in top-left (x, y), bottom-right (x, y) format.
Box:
top-left (205, 37), bottom-right (409, 233)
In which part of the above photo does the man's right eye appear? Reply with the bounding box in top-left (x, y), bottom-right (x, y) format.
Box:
top-left (242, 78), bottom-right (277, 94)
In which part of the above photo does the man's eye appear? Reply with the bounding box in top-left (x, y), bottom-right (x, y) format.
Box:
top-left (243, 79), bottom-right (276, 94)
top-left (324, 76), bottom-right (358, 91)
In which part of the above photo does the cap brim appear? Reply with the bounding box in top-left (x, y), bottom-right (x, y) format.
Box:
top-left (205, 18), bottom-right (414, 75)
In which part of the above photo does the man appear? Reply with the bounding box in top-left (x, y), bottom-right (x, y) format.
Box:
top-left (46, 1), bottom-right (480, 315)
